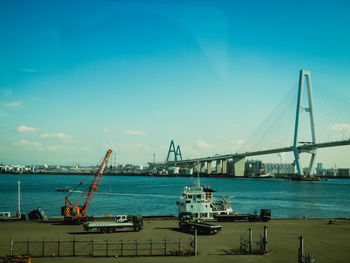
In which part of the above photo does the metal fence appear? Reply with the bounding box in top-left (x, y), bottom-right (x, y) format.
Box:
top-left (298, 236), bottom-right (317, 263)
top-left (0, 237), bottom-right (195, 258)
top-left (239, 227), bottom-right (268, 255)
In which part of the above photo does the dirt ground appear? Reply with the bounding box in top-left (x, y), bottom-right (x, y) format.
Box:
top-left (0, 218), bottom-right (349, 263)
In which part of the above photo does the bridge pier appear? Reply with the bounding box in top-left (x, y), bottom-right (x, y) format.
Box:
top-left (222, 159), bottom-right (227, 174)
top-left (200, 162), bottom-right (206, 173)
top-left (193, 162), bottom-right (200, 174)
top-left (216, 160), bottom-right (222, 174)
top-left (207, 161), bottom-right (212, 175)
top-left (227, 157), bottom-right (246, 177)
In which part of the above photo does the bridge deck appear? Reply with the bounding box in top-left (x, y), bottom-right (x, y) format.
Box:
top-left (157, 139), bottom-right (350, 165)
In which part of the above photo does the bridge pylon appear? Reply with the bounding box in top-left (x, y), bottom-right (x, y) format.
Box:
top-left (166, 140), bottom-right (182, 162)
top-left (293, 70), bottom-right (317, 175)
top-left (175, 145), bottom-right (183, 161)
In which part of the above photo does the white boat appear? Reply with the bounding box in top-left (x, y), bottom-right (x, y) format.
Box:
top-left (176, 178), bottom-right (235, 220)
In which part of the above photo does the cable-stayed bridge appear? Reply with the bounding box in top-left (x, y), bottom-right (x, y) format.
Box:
top-left (150, 70), bottom-right (350, 177)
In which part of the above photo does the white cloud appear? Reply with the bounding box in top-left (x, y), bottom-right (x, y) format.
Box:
top-left (160, 145), bottom-right (169, 150)
top-left (15, 139), bottom-right (42, 148)
top-left (197, 140), bottom-right (214, 149)
top-left (15, 140), bottom-right (61, 152)
top-left (235, 139), bottom-right (245, 145)
top-left (229, 139), bottom-right (245, 145)
top-left (46, 145), bottom-right (61, 152)
top-left (41, 132), bottom-right (73, 142)
top-left (124, 130), bottom-right (148, 136)
top-left (328, 123), bottom-right (350, 132)
top-left (17, 125), bottom-right (39, 133)
top-left (4, 101), bottom-right (21, 107)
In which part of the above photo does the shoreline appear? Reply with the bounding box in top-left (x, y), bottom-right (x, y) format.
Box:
top-left (1, 171), bottom-right (349, 179)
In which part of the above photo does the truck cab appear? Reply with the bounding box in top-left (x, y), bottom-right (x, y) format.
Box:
top-left (0, 212), bottom-right (11, 220)
top-left (115, 215), bottom-right (128, 222)
top-left (179, 212), bottom-right (193, 221)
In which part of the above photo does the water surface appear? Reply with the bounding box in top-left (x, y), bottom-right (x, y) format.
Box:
top-left (1, 174), bottom-right (349, 218)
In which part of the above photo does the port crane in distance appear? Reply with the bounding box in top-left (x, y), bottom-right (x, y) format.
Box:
top-left (61, 149), bottom-right (113, 224)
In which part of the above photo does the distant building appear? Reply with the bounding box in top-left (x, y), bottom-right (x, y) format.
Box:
top-left (264, 163), bottom-right (295, 175)
top-left (135, 165), bottom-right (143, 170)
top-left (180, 168), bottom-right (193, 176)
top-left (338, 168), bottom-right (350, 177)
top-left (316, 163), bottom-right (325, 175)
top-left (168, 167), bottom-right (180, 175)
top-left (245, 160), bottom-right (263, 177)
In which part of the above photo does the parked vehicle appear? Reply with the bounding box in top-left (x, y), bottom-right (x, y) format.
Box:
top-left (27, 207), bottom-right (47, 220)
top-left (214, 209), bottom-right (271, 222)
top-left (83, 214), bottom-right (143, 233)
top-left (179, 212), bottom-right (222, 235)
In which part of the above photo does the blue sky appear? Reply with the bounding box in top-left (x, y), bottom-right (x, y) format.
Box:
top-left (1, 0), bottom-right (350, 167)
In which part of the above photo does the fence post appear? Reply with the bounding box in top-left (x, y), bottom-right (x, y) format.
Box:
top-left (179, 238), bottom-right (181, 254)
top-left (194, 229), bottom-right (198, 256)
top-left (42, 239), bottom-right (45, 257)
top-left (240, 236), bottom-right (242, 252)
top-left (164, 239), bottom-right (167, 256)
top-left (248, 228), bottom-right (252, 255)
top-left (263, 226), bottom-right (268, 254)
top-left (72, 238), bottom-right (76, 257)
top-left (27, 237), bottom-right (29, 255)
top-left (298, 236), bottom-right (304, 263)
top-left (135, 239), bottom-right (138, 256)
top-left (57, 240), bottom-right (60, 257)
top-left (106, 239), bottom-right (109, 257)
top-left (149, 239), bottom-right (152, 256)
top-left (120, 240), bottom-right (123, 257)
top-left (10, 236), bottom-right (14, 256)
top-left (91, 239), bottom-right (94, 257)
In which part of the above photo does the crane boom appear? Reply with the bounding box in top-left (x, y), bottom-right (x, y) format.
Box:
top-left (82, 149), bottom-right (112, 214)
top-left (62, 149), bottom-right (112, 223)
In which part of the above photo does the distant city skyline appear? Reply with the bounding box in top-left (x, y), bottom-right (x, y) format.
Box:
top-left (1, 0), bottom-right (350, 167)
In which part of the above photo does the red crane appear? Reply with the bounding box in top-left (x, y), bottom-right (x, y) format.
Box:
top-left (61, 149), bottom-right (113, 223)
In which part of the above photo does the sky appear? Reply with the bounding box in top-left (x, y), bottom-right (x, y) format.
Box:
top-left (1, 0), bottom-right (350, 168)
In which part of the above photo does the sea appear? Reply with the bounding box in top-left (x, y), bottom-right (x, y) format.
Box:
top-left (1, 174), bottom-right (350, 219)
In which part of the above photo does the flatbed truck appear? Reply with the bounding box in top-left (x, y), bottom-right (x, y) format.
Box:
top-left (214, 209), bottom-right (271, 222)
top-left (83, 214), bottom-right (143, 233)
top-left (179, 212), bottom-right (222, 235)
